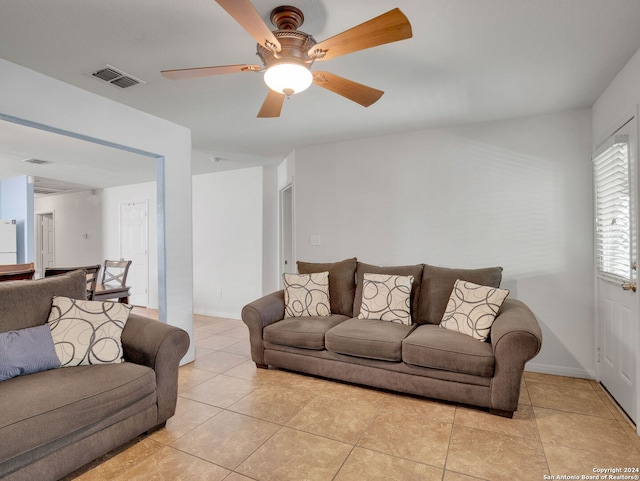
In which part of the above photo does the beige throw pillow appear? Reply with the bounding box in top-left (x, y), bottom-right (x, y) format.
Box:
top-left (358, 273), bottom-right (414, 325)
top-left (48, 296), bottom-right (132, 366)
top-left (284, 272), bottom-right (331, 318)
top-left (440, 280), bottom-right (509, 341)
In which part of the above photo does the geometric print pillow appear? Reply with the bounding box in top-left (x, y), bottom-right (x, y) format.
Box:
top-left (47, 296), bottom-right (132, 366)
top-left (357, 273), bottom-right (414, 325)
top-left (284, 272), bottom-right (331, 318)
top-left (439, 280), bottom-right (509, 341)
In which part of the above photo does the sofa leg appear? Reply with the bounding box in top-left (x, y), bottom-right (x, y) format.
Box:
top-left (256, 363), bottom-right (268, 369)
top-left (489, 408), bottom-right (514, 418)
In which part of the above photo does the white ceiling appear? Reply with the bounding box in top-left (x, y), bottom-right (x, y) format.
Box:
top-left (2, 0), bottom-right (640, 189)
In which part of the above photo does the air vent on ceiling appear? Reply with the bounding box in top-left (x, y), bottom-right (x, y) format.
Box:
top-left (88, 64), bottom-right (145, 89)
top-left (22, 158), bottom-right (51, 165)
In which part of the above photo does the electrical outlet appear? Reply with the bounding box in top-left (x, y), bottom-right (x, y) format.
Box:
top-left (216, 289), bottom-right (223, 297)
top-left (310, 235), bottom-right (321, 246)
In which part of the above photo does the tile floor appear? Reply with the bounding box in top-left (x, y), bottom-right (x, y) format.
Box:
top-left (65, 312), bottom-right (640, 481)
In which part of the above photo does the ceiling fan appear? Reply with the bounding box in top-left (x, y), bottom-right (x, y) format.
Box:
top-left (161, 0), bottom-right (412, 118)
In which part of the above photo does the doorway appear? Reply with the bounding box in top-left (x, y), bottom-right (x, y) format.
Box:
top-left (280, 183), bottom-right (295, 284)
top-left (35, 211), bottom-right (55, 278)
top-left (595, 117), bottom-right (638, 423)
top-left (120, 201), bottom-right (149, 307)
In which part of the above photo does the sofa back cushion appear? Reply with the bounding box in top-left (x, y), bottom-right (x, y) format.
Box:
top-left (0, 270), bottom-right (87, 333)
top-left (415, 265), bottom-right (503, 325)
top-left (353, 262), bottom-right (424, 322)
top-left (297, 257), bottom-right (357, 317)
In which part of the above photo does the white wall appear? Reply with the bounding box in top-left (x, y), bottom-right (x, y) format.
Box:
top-left (294, 109), bottom-right (594, 377)
top-left (192, 168), bottom-right (263, 318)
top-left (34, 190), bottom-right (103, 267)
top-left (102, 182), bottom-right (158, 308)
top-left (0, 59), bottom-right (195, 363)
top-left (0, 176), bottom-right (34, 263)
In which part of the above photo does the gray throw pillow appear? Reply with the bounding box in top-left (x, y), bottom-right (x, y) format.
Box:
top-left (0, 324), bottom-right (61, 381)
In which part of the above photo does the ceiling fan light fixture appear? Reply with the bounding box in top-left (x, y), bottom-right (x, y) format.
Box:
top-left (264, 63), bottom-right (312, 96)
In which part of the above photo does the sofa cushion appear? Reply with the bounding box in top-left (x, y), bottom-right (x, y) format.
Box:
top-left (0, 270), bottom-right (87, 334)
top-left (0, 362), bottom-right (156, 466)
top-left (325, 318), bottom-right (415, 362)
top-left (357, 273), bottom-right (414, 325)
top-left (402, 324), bottom-right (495, 377)
top-left (416, 265), bottom-right (503, 325)
top-left (297, 257), bottom-right (357, 317)
top-left (284, 272), bottom-right (331, 318)
top-left (353, 262), bottom-right (423, 320)
top-left (0, 325), bottom-right (60, 381)
top-left (264, 315), bottom-right (348, 350)
top-left (440, 280), bottom-right (510, 341)
top-left (48, 296), bottom-right (132, 366)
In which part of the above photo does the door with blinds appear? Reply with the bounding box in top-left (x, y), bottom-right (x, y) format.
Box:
top-left (594, 117), bottom-right (637, 422)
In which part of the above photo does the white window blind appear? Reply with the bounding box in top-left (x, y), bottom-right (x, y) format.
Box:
top-left (593, 133), bottom-right (631, 281)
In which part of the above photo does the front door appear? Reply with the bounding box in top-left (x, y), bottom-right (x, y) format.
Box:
top-left (37, 212), bottom-right (55, 278)
top-left (595, 117), bottom-right (638, 423)
top-left (120, 201), bottom-right (149, 307)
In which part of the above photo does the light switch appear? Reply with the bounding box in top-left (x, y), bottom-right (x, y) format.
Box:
top-left (310, 235), bottom-right (321, 246)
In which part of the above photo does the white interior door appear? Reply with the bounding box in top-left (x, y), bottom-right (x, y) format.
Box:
top-left (120, 201), bottom-right (149, 307)
top-left (595, 117), bottom-right (638, 423)
top-left (37, 213), bottom-right (55, 277)
top-left (280, 184), bottom-right (295, 284)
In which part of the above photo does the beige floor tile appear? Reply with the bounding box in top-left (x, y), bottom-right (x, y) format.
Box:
top-left (196, 334), bottom-right (243, 351)
top-left (111, 445), bottom-right (230, 481)
top-left (148, 397), bottom-right (222, 445)
top-left (591, 380), bottom-right (635, 423)
top-left (527, 381), bottom-right (613, 417)
top-left (181, 374), bottom-right (259, 408)
top-left (543, 443), bottom-right (640, 477)
top-left (261, 368), bottom-right (329, 394)
top-left (229, 382), bottom-right (317, 424)
top-left (177, 364), bottom-right (218, 393)
top-left (334, 447), bottom-right (443, 481)
top-left (524, 371), bottom-right (592, 388)
top-left (446, 425), bottom-right (549, 481)
top-left (192, 351), bottom-right (250, 373)
top-left (321, 379), bottom-right (391, 405)
top-left (534, 407), bottom-right (640, 460)
top-left (221, 339), bottom-right (252, 357)
top-left (171, 410), bottom-right (280, 469)
top-left (287, 393), bottom-right (381, 443)
top-left (223, 360), bottom-right (277, 382)
top-left (236, 427), bottom-right (352, 481)
top-left (518, 380), bottom-right (531, 405)
top-left (444, 472), bottom-right (489, 481)
top-left (223, 474), bottom-right (255, 481)
top-left (357, 405), bottom-right (452, 467)
top-left (454, 403), bottom-right (539, 440)
top-left (63, 437), bottom-right (160, 481)
top-left (381, 393), bottom-right (456, 423)
top-left (218, 325), bottom-right (249, 339)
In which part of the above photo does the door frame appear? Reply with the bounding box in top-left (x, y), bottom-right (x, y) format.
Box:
top-left (279, 182), bottom-right (295, 286)
top-left (34, 210), bottom-right (55, 278)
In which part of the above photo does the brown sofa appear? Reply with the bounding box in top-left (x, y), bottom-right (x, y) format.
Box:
top-left (242, 258), bottom-right (542, 417)
top-left (0, 270), bottom-right (190, 481)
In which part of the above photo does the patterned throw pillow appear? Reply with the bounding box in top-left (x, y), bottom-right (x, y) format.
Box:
top-left (284, 272), bottom-right (331, 318)
top-left (358, 273), bottom-right (414, 325)
top-left (440, 280), bottom-right (509, 341)
top-left (48, 296), bottom-right (132, 366)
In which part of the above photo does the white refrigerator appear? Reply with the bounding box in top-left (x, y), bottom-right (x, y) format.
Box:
top-left (0, 219), bottom-right (17, 264)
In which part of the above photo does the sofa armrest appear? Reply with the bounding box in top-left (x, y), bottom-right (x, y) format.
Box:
top-left (121, 313), bottom-right (190, 425)
top-left (241, 290), bottom-right (286, 366)
top-left (489, 299), bottom-right (542, 412)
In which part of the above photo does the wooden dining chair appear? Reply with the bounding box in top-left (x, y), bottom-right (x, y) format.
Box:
top-left (92, 260), bottom-right (132, 303)
top-left (44, 265), bottom-right (102, 299)
top-left (0, 269), bottom-right (35, 282)
top-left (0, 262), bottom-right (34, 273)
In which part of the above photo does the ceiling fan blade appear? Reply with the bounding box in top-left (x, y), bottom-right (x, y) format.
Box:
top-left (313, 71), bottom-right (384, 107)
top-left (309, 8), bottom-right (412, 61)
top-left (216, 0), bottom-right (281, 52)
top-left (161, 64), bottom-right (261, 80)
top-left (257, 90), bottom-right (285, 118)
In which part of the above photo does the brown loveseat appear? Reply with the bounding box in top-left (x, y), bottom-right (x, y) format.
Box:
top-left (0, 270), bottom-right (190, 481)
top-left (242, 258), bottom-right (542, 417)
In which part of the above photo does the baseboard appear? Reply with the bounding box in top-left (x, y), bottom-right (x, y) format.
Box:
top-left (525, 361), bottom-right (595, 380)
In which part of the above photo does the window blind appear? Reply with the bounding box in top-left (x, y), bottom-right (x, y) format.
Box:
top-left (593, 134), bottom-right (631, 281)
